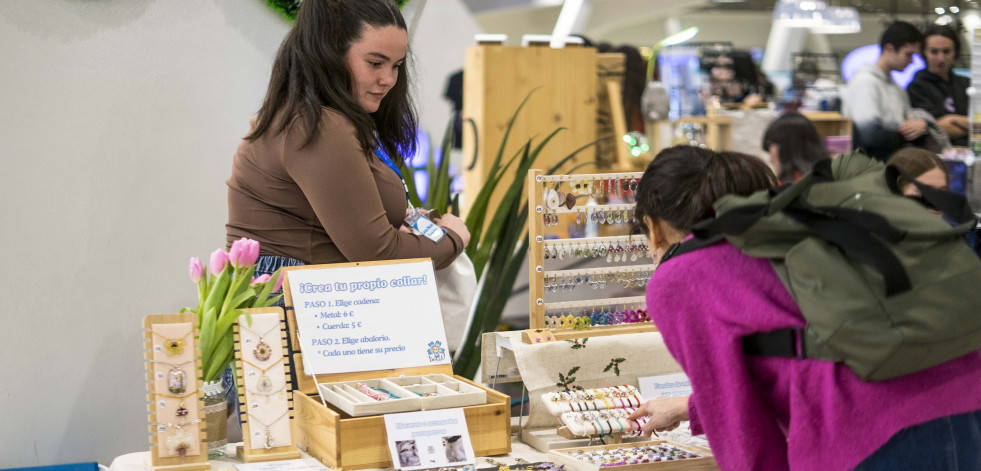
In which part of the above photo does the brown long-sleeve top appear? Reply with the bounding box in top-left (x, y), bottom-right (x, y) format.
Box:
top-left (225, 108), bottom-right (463, 269)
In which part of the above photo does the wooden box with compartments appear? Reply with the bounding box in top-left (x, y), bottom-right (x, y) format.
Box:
top-left (282, 260), bottom-right (512, 470)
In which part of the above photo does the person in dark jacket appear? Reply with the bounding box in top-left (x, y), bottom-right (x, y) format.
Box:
top-left (907, 25), bottom-right (969, 146)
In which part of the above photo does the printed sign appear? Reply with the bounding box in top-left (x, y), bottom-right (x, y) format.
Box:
top-left (288, 260), bottom-right (450, 375)
top-left (638, 372), bottom-right (692, 399)
top-left (383, 409), bottom-right (475, 470)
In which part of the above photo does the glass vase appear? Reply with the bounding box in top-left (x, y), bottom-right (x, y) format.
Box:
top-left (202, 378), bottom-right (230, 459)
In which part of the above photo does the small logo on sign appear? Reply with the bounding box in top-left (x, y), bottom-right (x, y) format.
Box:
top-left (427, 340), bottom-right (446, 362)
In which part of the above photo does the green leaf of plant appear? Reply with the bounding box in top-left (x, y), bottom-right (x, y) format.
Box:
top-left (199, 306), bottom-right (218, 364)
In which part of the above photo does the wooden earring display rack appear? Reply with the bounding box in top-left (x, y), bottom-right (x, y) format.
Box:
top-left (234, 307), bottom-right (301, 462)
top-left (524, 169), bottom-right (657, 344)
top-left (143, 313), bottom-right (210, 471)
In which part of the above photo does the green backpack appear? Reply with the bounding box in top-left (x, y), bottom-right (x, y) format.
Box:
top-left (672, 151), bottom-right (981, 381)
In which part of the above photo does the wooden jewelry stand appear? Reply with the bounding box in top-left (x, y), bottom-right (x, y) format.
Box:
top-left (143, 313), bottom-right (210, 471)
top-left (234, 307), bottom-right (301, 462)
top-left (524, 169), bottom-right (657, 344)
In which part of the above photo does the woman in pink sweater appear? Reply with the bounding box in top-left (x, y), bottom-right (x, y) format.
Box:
top-left (628, 146), bottom-right (981, 470)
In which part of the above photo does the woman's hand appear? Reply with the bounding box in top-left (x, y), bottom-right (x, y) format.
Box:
top-left (434, 213), bottom-right (471, 248)
top-left (628, 395), bottom-right (690, 436)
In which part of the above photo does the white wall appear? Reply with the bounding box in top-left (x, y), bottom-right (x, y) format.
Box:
top-left (0, 0), bottom-right (481, 466)
top-left (0, 0), bottom-right (288, 465)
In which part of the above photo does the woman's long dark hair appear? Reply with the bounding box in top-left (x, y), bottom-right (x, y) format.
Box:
top-left (762, 112), bottom-right (827, 182)
top-left (246, 0), bottom-right (416, 163)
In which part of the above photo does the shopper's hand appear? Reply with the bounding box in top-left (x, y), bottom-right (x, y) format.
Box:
top-left (628, 396), bottom-right (690, 437)
top-left (898, 119), bottom-right (928, 141)
top-left (434, 213), bottom-right (471, 248)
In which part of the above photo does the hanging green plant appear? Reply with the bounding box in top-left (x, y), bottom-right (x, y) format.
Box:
top-left (265, 0), bottom-right (410, 22)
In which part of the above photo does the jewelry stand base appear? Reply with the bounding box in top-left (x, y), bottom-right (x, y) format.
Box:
top-left (142, 453), bottom-right (211, 471)
top-left (235, 445), bottom-right (301, 463)
top-left (521, 426), bottom-right (648, 452)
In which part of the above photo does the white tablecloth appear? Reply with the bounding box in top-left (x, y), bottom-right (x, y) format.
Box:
top-left (110, 436), bottom-right (548, 471)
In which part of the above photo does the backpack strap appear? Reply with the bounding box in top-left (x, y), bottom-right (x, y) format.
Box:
top-left (742, 328), bottom-right (806, 359)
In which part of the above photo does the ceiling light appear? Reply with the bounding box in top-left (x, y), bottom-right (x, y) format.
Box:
top-left (951, 6), bottom-right (960, 12)
top-left (935, 7), bottom-right (946, 14)
top-left (773, 0), bottom-right (831, 28)
top-left (810, 6), bottom-right (862, 34)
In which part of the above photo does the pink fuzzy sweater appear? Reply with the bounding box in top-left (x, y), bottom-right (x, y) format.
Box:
top-left (647, 241), bottom-right (981, 471)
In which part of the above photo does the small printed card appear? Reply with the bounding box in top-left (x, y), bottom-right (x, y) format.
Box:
top-left (638, 372), bottom-right (692, 399)
top-left (383, 408), bottom-right (475, 470)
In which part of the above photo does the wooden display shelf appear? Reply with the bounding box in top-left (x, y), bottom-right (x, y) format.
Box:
top-left (646, 116), bottom-right (733, 155)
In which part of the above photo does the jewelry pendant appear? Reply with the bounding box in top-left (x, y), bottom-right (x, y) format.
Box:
top-left (565, 192), bottom-right (576, 210)
top-left (599, 211), bottom-right (606, 224)
top-left (164, 338), bottom-right (185, 356)
top-left (176, 400), bottom-right (188, 417)
top-left (166, 427), bottom-right (194, 457)
top-left (257, 372), bottom-right (274, 393)
top-left (168, 365), bottom-right (186, 394)
top-left (253, 340), bottom-right (272, 362)
top-left (576, 212), bottom-right (582, 225)
top-left (264, 427), bottom-right (275, 449)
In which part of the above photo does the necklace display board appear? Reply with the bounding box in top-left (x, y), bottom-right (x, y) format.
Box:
top-left (281, 258), bottom-right (511, 470)
top-left (143, 313), bottom-right (210, 471)
top-left (525, 169), bottom-right (657, 344)
top-left (234, 307), bottom-right (301, 462)
top-left (547, 440), bottom-right (718, 471)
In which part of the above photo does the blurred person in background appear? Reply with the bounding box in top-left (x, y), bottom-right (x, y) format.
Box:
top-left (762, 112), bottom-right (828, 182)
top-left (907, 25), bottom-right (970, 147)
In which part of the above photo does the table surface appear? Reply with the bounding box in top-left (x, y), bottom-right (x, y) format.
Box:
top-left (109, 436), bottom-right (549, 471)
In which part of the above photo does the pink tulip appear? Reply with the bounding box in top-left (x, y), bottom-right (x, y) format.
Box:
top-left (242, 239), bottom-right (260, 267)
top-left (251, 274), bottom-right (272, 286)
top-left (273, 270), bottom-right (285, 293)
top-left (188, 257), bottom-right (203, 283)
top-left (228, 239), bottom-right (245, 268)
top-left (209, 249), bottom-right (228, 275)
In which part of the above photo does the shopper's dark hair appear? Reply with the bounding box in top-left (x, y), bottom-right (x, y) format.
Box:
top-left (887, 147), bottom-right (949, 190)
top-left (923, 24), bottom-right (961, 56)
top-left (246, 0), bottom-right (416, 163)
top-left (880, 21), bottom-right (924, 52)
top-left (615, 45), bottom-right (646, 129)
top-left (762, 112), bottom-right (828, 181)
top-left (634, 146), bottom-right (777, 233)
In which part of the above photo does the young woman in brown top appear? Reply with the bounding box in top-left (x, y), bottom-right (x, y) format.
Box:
top-left (226, 0), bottom-right (470, 280)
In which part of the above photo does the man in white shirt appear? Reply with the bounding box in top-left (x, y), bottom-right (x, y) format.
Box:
top-left (842, 21), bottom-right (926, 161)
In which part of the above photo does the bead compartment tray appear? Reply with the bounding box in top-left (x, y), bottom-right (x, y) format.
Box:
top-left (547, 440), bottom-right (718, 471)
top-left (318, 374), bottom-right (487, 417)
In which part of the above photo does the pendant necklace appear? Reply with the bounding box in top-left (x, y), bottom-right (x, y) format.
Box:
top-left (149, 329), bottom-right (192, 357)
top-left (244, 381), bottom-right (287, 403)
top-left (156, 389), bottom-right (198, 418)
top-left (242, 357), bottom-right (284, 394)
top-left (241, 321), bottom-right (280, 362)
top-left (247, 408), bottom-right (289, 449)
top-left (152, 360), bottom-right (195, 394)
top-left (154, 418), bottom-right (202, 457)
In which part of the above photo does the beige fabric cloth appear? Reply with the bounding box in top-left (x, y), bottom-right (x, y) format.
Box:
top-left (502, 331), bottom-right (683, 428)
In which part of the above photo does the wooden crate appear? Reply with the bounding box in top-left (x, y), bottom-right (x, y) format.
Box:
top-left (292, 363), bottom-right (511, 470)
top-left (281, 261), bottom-right (511, 470)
